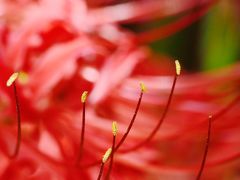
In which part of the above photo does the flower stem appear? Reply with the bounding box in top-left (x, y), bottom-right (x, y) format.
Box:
top-left (196, 115), bottom-right (212, 180)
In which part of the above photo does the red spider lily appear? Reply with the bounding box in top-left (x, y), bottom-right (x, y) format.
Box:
top-left (0, 0), bottom-right (240, 180)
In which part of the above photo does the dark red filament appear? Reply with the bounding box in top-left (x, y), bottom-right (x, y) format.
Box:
top-left (97, 162), bottom-right (105, 180)
top-left (10, 82), bottom-right (21, 158)
top-left (115, 90), bottom-right (143, 150)
top-left (76, 101), bottom-right (86, 165)
top-left (105, 134), bottom-right (116, 180)
top-left (196, 116), bottom-right (212, 180)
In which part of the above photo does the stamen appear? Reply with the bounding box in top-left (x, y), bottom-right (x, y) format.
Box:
top-left (7, 72), bottom-right (21, 158)
top-left (115, 82), bottom-right (145, 150)
top-left (196, 115), bottom-right (212, 180)
top-left (97, 148), bottom-right (112, 180)
top-left (106, 122), bottom-right (118, 179)
top-left (81, 94), bottom-right (239, 169)
top-left (76, 91), bottom-right (88, 165)
top-left (120, 61), bottom-right (180, 153)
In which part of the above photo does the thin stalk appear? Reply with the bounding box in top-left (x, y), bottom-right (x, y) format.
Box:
top-left (196, 116), bottom-right (212, 180)
top-left (105, 135), bottom-right (116, 180)
top-left (97, 162), bottom-right (105, 180)
top-left (115, 91), bottom-right (143, 150)
top-left (120, 74), bottom-right (178, 153)
top-left (76, 102), bottom-right (86, 165)
top-left (11, 82), bottom-right (21, 158)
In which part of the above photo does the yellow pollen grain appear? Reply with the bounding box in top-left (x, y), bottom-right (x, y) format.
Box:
top-left (81, 91), bottom-right (88, 103)
top-left (140, 82), bottom-right (147, 93)
top-left (7, 72), bottom-right (19, 87)
top-left (112, 121), bottom-right (118, 136)
top-left (175, 60), bottom-right (181, 75)
top-left (102, 148), bottom-right (112, 163)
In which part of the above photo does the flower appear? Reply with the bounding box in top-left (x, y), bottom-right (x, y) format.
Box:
top-left (0, 0), bottom-right (240, 179)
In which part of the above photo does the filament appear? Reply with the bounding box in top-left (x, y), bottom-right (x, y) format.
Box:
top-left (115, 83), bottom-right (145, 150)
top-left (196, 115), bottom-right (212, 180)
top-left (11, 82), bottom-right (21, 158)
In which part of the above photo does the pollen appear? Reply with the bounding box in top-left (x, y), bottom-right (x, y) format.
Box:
top-left (140, 82), bottom-right (147, 93)
top-left (175, 60), bottom-right (181, 75)
top-left (7, 72), bottom-right (19, 87)
top-left (102, 148), bottom-right (112, 163)
top-left (112, 121), bottom-right (118, 136)
top-left (81, 91), bottom-right (88, 103)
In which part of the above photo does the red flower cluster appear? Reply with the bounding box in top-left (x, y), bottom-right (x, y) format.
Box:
top-left (0, 0), bottom-right (239, 179)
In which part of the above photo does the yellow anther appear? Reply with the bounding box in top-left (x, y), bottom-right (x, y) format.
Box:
top-left (112, 121), bottom-right (118, 136)
top-left (140, 82), bottom-right (147, 93)
top-left (175, 60), bottom-right (181, 76)
top-left (102, 148), bottom-right (112, 163)
top-left (7, 72), bottom-right (19, 87)
top-left (81, 91), bottom-right (88, 103)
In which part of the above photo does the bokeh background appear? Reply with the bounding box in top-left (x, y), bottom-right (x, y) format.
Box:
top-left (122, 0), bottom-right (240, 71)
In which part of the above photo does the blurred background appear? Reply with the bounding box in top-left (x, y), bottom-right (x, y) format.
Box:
top-left (119, 0), bottom-right (240, 72)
